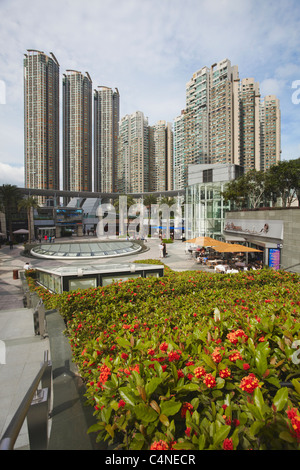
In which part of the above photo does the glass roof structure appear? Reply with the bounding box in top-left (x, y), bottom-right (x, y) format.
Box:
top-left (31, 240), bottom-right (142, 259)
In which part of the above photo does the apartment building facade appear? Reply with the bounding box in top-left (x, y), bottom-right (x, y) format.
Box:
top-left (149, 120), bottom-right (173, 192)
top-left (62, 70), bottom-right (92, 193)
top-left (239, 78), bottom-right (261, 172)
top-left (260, 95), bottom-right (281, 171)
top-left (94, 86), bottom-right (120, 193)
top-left (117, 111), bottom-right (149, 193)
top-left (174, 58), bottom-right (281, 190)
top-left (24, 50), bottom-right (60, 200)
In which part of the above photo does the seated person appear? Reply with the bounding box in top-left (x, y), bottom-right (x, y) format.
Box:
top-left (215, 261), bottom-right (226, 273)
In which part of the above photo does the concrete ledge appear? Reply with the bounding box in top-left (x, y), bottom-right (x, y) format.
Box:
top-left (46, 309), bottom-right (102, 450)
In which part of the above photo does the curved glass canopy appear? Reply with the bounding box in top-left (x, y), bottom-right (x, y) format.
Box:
top-left (31, 240), bottom-right (142, 259)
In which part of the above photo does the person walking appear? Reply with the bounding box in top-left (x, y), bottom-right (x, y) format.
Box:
top-left (163, 242), bottom-right (167, 258)
top-left (159, 242), bottom-right (164, 258)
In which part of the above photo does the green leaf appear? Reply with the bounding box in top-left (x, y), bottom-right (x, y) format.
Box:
top-left (175, 383), bottom-right (199, 392)
top-left (279, 431), bottom-right (296, 443)
top-left (119, 387), bottom-right (137, 407)
top-left (116, 337), bottom-right (132, 348)
top-left (253, 387), bottom-right (265, 417)
top-left (249, 420), bottom-right (264, 437)
top-left (202, 353), bottom-right (217, 370)
top-left (159, 414), bottom-right (170, 426)
top-left (105, 424), bottom-right (115, 438)
top-left (173, 442), bottom-right (196, 450)
top-left (160, 399), bottom-right (182, 417)
top-left (273, 387), bottom-right (289, 412)
top-left (213, 425), bottom-right (231, 447)
top-left (145, 377), bottom-right (162, 398)
top-left (291, 378), bottom-right (300, 395)
top-left (198, 434), bottom-right (206, 450)
top-left (255, 349), bottom-right (268, 377)
top-left (129, 433), bottom-right (145, 450)
top-left (134, 403), bottom-right (158, 423)
top-left (247, 403), bottom-right (264, 421)
top-left (87, 422), bottom-right (105, 434)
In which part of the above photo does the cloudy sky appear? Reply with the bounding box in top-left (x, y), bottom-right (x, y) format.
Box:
top-left (0, 0), bottom-right (300, 186)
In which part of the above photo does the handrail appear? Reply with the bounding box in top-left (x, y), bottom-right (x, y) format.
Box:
top-left (0, 351), bottom-right (50, 450)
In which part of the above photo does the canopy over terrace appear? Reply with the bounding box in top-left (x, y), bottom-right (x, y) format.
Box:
top-left (185, 236), bottom-right (224, 247)
top-left (211, 242), bottom-right (262, 253)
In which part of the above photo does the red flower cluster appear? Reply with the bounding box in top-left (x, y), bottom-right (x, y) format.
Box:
top-left (159, 342), bottom-right (169, 352)
top-left (287, 407), bottom-right (300, 441)
top-left (212, 347), bottom-right (224, 364)
top-left (219, 367), bottom-right (231, 379)
top-left (227, 328), bottom-right (248, 345)
top-left (97, 364), bottom-right (111, 388)
top-left (118, 364), bottom-right (140, 377)
top-left (228, 350), bottom-right (243, 362)
top-left (168, 349), bottom-right (182, 362)
top-left (194, 366), bottom-right (206, 378)
top-left (150, 439), bottom-right (169, 450)
top-left (203, 373), bottom-right (216, 389)
top-left (223, 438), bottom-right (233, 450)
top-left (181, 402), bottom-right (193, 418)
top-left (239, 373), bottom-right (260, 394)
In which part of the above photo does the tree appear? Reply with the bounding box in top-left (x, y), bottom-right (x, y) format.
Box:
top-left (222, 170), bottom-right (267, 209)
top-left (18, 196), bottom-right (40, 243)
top-left (113, 194), bottom-right (136, 212)
top-left (0, 184), bottom-right (22, 241)
top-left (265, 159), bottom-right (300, 207)
top-left (159, 196), bottom-right (176, 207)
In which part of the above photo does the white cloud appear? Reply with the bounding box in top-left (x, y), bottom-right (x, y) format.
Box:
top-left (260, 79), bottom-right (285, 98)
top-left (0, 163), bottom-right (24, 186)
top-left (1, 0), bottom-right (300, 170)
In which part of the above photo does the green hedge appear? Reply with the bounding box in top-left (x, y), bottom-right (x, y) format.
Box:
top-left (26, 268), bottom-right (300, 450)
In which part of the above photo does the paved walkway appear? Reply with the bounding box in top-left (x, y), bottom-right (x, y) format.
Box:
top-left (0, 244), bottom-right (50, 449)
top-left (0, 237), bottom-right (206, 449)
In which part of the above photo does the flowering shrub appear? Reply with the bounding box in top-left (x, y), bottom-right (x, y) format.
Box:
top-left (26, 267), bottom-right (300, 450)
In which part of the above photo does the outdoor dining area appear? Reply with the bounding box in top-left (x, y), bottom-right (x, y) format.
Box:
top-left (185, 236), bottom-right (263, 273)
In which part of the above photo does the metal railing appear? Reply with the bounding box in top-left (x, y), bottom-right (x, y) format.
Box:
top-left (0, 350), bottom-right (52, 450)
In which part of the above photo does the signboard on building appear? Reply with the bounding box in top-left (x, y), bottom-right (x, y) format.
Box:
top-left (269, 248), bottom-right (281, 270)
top-left (224, 219), bottom-right (283, 241)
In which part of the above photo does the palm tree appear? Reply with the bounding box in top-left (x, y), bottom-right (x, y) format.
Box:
top-left (113, 194), bottom-right (136, 212)
top-left (18, 196), bottom-right (40, 243)
top-left (143, 194), bottom-right (158, 236)
top-left (159, 195), bottom-right (177, 207)
top-left (0, 184), bottom-right (22, 242)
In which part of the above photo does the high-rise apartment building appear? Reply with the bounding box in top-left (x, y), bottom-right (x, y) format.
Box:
top-left (24, 50), bottom-right (60, 199)
top-left (174, 112), bottom-right (185, 189)
top-left (185, 66), bottom-right (210, 167)
top-left (63, 70), bottom-right (92, 193)
top-left (117, 111), bottom-right (149, 193)
top-left (209, 59), bottom-right (240, 165)
top-left (174, 58), bottom-right (281, 189)
top-left (94, 87), bottom-right (120, 193)
top-left (149, 120), bottom-right (173, 192)
top-left (260, 95), bottom-right (281, 171)
top-left (239, 78), bottom-right (261, 171)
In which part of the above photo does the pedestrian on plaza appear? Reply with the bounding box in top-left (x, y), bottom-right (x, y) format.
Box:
top-left (159, 242), bottom-right (164, 258)
top-left (163, 242), bottom-right (167, 258)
